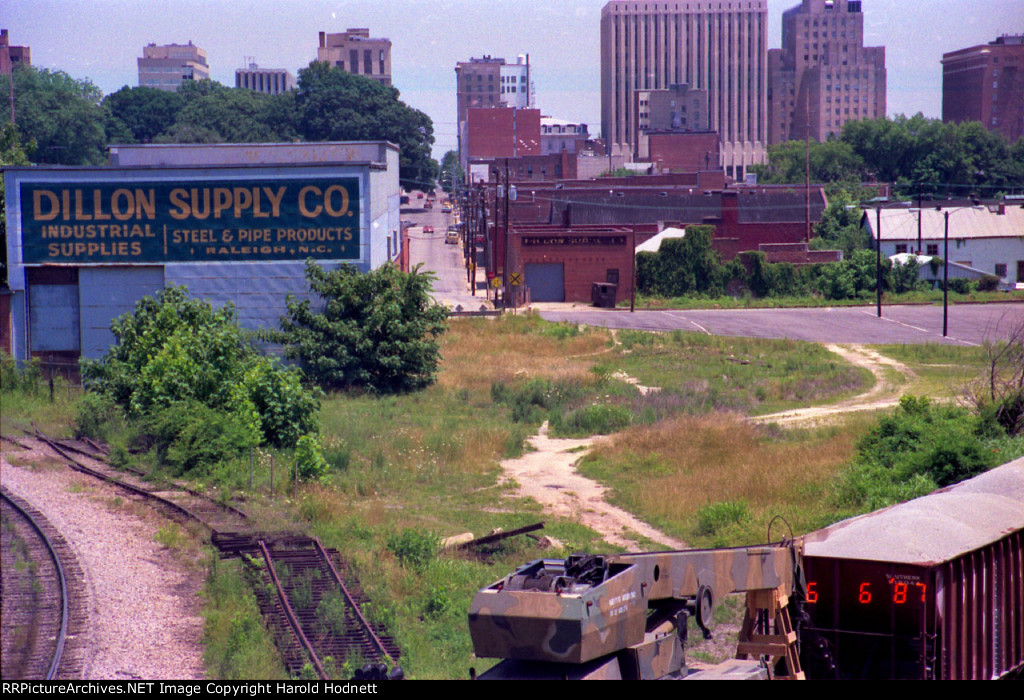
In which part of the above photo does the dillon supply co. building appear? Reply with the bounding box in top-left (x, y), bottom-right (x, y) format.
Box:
top-left (3, 142), bottom-right (402, 366)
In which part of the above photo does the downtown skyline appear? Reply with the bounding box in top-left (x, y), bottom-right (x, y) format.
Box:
top-left (5, 0), bottom-right (1023, 159)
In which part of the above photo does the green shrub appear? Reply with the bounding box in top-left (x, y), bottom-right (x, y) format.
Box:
top-left (264, 261), bottom-right (448, 394)
top-left (0, 352), bottom-right (42, 394)
top-left (975, 275), bottom-right (1001, 292)
top-left (294, 433), bottom-right (329, 482)
top-left (551, 403), bottom-right (632, 436)
top-left (143, 401), bottom-right (258, 477)
top-left (386, 528), bottom-right (438, 569)
top-left (74, 392), bottom-right (122, 442)
top-left (695, 500), bottom-right (750, 536)
top-left (236, 359), bottom-right (322, 449)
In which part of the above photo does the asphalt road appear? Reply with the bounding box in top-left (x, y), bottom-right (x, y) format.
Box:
top-left (405, 197), bottom-right (490, 311)
top-left (538, 302), bottom-right (1024, 346)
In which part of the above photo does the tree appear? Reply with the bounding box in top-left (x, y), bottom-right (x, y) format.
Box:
top-left (293, 61), bottom-right (438, 190)
top-left (103, 86), bottom-right (184, 143)
top-left (169, 83), bottom-right (295, 143)
top-left (439, 150), bottom-right (464, 195)
top-left (4, 66), bottom-right (109, 165)
top-left (266, 261), bottom-right (448, 394)
top-left (961, 316), bottom-right (1024, 436)
top-left (1, 123), bottom-right (32, 288)
top-left (810, 191), bottom-right (870, 255)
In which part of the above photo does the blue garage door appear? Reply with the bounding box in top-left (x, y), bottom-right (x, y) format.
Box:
top-left (525, 263), bottom-right (565, 302)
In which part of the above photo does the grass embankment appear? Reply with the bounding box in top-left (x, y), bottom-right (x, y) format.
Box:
top-left (629, 288), bottom-right (1024, 310)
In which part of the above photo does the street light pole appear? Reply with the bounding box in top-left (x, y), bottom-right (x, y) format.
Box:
top-left (942, 210), bottom-right (950, 337)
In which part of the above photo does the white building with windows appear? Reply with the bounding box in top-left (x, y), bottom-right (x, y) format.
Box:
top-left (864, 205), bottom-right (1024, 285)
top-left (540, 118), bottom-right (590, 155)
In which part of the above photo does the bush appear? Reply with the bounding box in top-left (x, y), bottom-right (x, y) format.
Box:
top-left (74, 392), bottom-right (123, 442)
top-left (81, 286), bottom-right (320, 451)
top-left (265, 261), bottom-right (448, 394)
top-left (975, 275), bottom-right (1001, 292)
top-left (551, 403), bottom-right (632, 436)
top-left (143, 401), bottom-right (258, 477)
top-left (695, 500), bottom-right (750, 536)
top-left (0, 352), bottom-right (42, 394)
top-left (386, 528), bottom-right (438, 569)
top-left (294, 433), bottom-right (329, 482)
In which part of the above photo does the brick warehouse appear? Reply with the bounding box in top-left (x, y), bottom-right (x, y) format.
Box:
top-left (3, 142), bottom-right (402, 367)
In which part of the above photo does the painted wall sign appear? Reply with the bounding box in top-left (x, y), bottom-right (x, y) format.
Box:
top-left (521, 235), bottom-right (627, 246)
top-left (19, 177), bottom-right (361, 263)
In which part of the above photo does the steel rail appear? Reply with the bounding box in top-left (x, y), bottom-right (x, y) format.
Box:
top-left (1, 490), bottom-right (70, 680)
top-left (257, 540), bottom-right (329, 680)
top-left (312, 537), bottom-right (394, 665)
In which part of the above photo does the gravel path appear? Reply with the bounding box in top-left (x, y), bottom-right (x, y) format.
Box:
top-left (1, 445), bottom-right (205, 680)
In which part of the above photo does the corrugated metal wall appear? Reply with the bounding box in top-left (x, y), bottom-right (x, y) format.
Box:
top-left (939, 530), bottom-right (1023, 679)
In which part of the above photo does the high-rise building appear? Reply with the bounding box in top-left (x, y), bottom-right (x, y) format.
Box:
top-left (600, 0), bottom-right (768, 178)
top-left (236, 63), bottom-right (295, 95)
top-left (942, 35), bottom-right (1024, 145)
top-left (138, 42), bottom-right (209, 92)
top-left (1, 29), bottom-right (31, 74)
top-left (317, 29), bottom-right (392, 87)
top-left (767, 0), bottom-right (886, 144)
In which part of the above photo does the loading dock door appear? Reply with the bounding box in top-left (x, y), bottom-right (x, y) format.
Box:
top-left (524, 263), bottom-right (565, 302)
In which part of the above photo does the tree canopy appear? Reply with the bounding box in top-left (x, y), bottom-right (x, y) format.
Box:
top-left (752, 114), bottom-right (1024, 198)
top-left (6, 62), bottom-right (438, 188)
top-left (294, 61), bottom-right (437, 190)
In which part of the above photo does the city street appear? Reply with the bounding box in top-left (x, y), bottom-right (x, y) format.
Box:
top-left (404, 195), bottom-right (489, 311)
top-left (538, 301), bottom-right (1024, 346)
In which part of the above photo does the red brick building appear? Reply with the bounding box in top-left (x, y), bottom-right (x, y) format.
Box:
top-left (942, 35), bottom-right (1024, 144)
top-left (0, 29), bottom-right (30, 74)
top-left (465, 107), bottom-right (541, 160)
top-left (643, 131), bottom-right (722, 173)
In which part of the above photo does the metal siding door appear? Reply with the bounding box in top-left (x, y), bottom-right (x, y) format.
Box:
top-left (79, 267), bottom-right (165, 358)
top-left (524, 263), bottom-right (565, 302)
top-left (29, 285), bottom-right (80, 352)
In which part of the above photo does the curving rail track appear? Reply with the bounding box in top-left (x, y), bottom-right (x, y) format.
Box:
top-left (1, 489), bottom-right (87, 680)
top-left (3, 431), bottom-right (401, 679)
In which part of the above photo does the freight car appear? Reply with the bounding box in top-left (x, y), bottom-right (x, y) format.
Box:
top-left (468, 458), bottom-right (1023, 680)
top-left (799, 458), bottom-right (1023, 679)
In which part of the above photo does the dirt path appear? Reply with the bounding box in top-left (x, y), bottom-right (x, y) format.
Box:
top-left (753, 344), bottom-right (913, 426)
top-left (500, 421), bottom-right (685, 551)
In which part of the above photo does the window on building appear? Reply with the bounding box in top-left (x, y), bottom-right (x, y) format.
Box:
top-left (927, 244), bottom-right (939, 256)
top-left (606, 269), bottom-right (620, 284)
top-left (895, 244), bottom-right (907, 254)
top-left (995, 263), bottom-right (1007, 278)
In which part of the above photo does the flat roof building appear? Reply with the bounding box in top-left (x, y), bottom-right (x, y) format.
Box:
top-left (601, 0), bottom-right (768, 180)
top-left (236, 62), bottom-right (295, 95)
top-left (138, 41), bottom-right (209, 92)
top-left (317, 29), bottom-right (392, 87)
top-left (942, 35), bottom-right (1024, 144)
top-left (1, 29), bottom-right (31, 74)
top-left (768, 0), bottom-right (886, 144)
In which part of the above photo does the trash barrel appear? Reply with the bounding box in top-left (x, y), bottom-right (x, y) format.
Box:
top-left (591, 282), bottom-right (618, 308)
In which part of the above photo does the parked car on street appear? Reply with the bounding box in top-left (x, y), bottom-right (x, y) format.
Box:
top-left (445, 231), bottom-right (460, 245)
top-left (423, 225), bottom-right (434, 234)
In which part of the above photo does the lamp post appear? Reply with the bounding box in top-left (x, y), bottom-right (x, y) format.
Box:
top-left (937, 205), bottom-right (983, 337)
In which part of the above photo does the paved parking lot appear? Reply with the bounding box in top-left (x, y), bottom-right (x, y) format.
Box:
top-left (539, 302), bottom-right (1024, 346)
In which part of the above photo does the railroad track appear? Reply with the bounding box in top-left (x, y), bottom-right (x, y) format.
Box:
top-left (216, 533), bottom-right (402, 679)
top-left (1, 489), bottom-right (87, 680)
top-left (3, 431), bottom-right (402, 679)
top-left (3, 431), bottom-right (251, 536)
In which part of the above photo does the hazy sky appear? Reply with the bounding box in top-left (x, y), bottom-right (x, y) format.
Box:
top-left (5, 0), bottom-right (1023, 159)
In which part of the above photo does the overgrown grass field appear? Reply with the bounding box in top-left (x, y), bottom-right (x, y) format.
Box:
top-left (2, 314), bottom-right (1018, 678)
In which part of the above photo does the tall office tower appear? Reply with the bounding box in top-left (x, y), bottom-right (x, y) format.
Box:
top-left (600, 0), bottom-right (767, 178)
top-left (943, 35), bottom-right (1024, 145)
top-left (138, 41), bottom-right (209, 92)
top-left (767, 0), bottom-right (886, 144)
top-left (1, 29), bottom-right (31, 74)
top-left (317, 29), bottom-right (392, 87)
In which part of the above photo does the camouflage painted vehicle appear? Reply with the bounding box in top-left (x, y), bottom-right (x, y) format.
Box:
top-left (468, 544), bottom-right (803, 680)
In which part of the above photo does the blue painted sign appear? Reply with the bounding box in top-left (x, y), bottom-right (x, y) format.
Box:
top-left (19, 177), bottom-right (361, 263)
